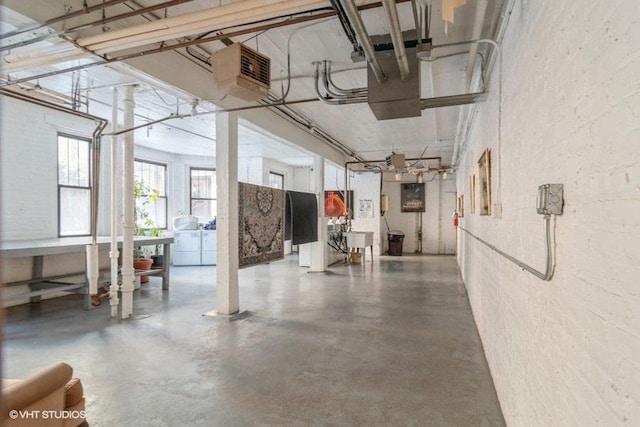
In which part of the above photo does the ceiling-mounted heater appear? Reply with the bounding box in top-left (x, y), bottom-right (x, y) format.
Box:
top-left (385, 152), bottom-right (406, 170)
top-left (212, 43), bottom-right (271, 101)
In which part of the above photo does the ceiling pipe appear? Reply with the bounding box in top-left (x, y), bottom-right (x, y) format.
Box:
top-left (77, 0), bottom-right (329, 55)
top-left (325, 61), bottom-right (368, 95)
top-left (345, 156), bottom-right (442, 169)
top-left (420, 92), bottom-right (487, 110)
top-left (465, 0), bottom-right (489, 90)
top-left (320, 61), bottom-right (366, 99)
top-left (338, 0), bottom-right (387, 83)
top-left (0, 2), bottom-right (407, 88)
top-left (0, 0), bottom-right (130, 41)
top-left (0, 0), bottom-right (198, 53)
top-left (314, 62), bottom-right (368, 105)
top-left (329, 0), bottom-right (361, 55)
top-left (381, 0), bottom-right (410, 80)
top-left (410, 0), bottom-right (423, 49)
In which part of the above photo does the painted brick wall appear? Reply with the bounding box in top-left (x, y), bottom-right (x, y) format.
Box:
top-left (0, 95), bottom-right (97, 240)
top-left (457, 0), bottom-right (640, 425)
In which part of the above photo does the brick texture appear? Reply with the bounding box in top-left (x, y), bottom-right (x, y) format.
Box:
top-left (457, 1), bottom-right (640, 425)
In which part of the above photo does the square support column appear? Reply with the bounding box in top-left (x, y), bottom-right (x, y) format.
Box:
top-left (310, 155), bottom-right (326, 272)
top-left (215, 111), bottom-right (240, 315)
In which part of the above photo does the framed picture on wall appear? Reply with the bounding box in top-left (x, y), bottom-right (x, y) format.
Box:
top-left (324, 190), bottom-right (353, 218)
top-left (400, 183), bottom-right (425, 212)
top-left (469, 174), bottom-right (476, 214)
top-left (478, 148), bottom-right (492, 215)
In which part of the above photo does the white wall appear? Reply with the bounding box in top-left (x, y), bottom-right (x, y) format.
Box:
top-left (0, 95), bottom-right (98, 240)
top-left (382, 173), bottom-right (456, 254)
top-left (456, 1), bottom-right (640, 425)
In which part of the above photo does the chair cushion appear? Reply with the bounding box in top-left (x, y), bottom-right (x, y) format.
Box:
top-left (64, 378), bottom-right (84, 407)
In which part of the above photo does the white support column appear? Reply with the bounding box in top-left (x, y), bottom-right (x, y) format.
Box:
top-left (215, 111), bottom-right (240, 315)
top-left (109, 87), bottom-right (120, 317)
top-left (121, 85), bottom-right (136, 319)
top-left (310, 155), bottom-right (326, 272)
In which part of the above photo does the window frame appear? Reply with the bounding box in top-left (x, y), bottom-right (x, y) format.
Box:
top-left (268, 171), bottom-right (284, 189)
top-left (134, 159), bottom-right (168, 230)
top-left (189, 167), bottom-right (217, 222)
top-left (57, 133), bottom-right (92, 237)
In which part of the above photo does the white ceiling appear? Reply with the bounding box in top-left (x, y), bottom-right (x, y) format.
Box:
top-left (0, 0), bottom-right (504, 169)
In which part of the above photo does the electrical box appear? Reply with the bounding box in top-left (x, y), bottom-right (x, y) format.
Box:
top-left (536, 184), bottom-right (564, 215)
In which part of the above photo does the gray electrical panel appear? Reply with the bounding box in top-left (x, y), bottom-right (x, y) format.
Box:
top-left (536, 184), bottom-right (564, 215)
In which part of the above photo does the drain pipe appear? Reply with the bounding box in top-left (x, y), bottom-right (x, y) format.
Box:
top-left (109, 88), bottom-right (120, 318)
top-left (339, 0), bottom-right (387, 83)
top-left (381, 0), bottom-right (410, 80)
top-left (86, 111), bottom-right (108, 302)
top-left (120, 85), bottom-right (136, 319)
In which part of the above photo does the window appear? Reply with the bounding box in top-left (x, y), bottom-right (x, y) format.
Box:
top-left (190, 168), bottom-right (216, 222)
top-left (268, 172), bottom-right (284, 189)
top-left (58, 134), bottom-right (91, 236)
top-left (134, 160), bottom-right (167, 229)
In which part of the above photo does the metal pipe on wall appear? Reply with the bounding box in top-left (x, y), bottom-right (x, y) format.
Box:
top-left (459, 214), bottom-right (557, 281)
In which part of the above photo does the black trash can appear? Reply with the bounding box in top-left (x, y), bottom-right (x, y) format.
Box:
top-left (387, 231), bottom-right (405, 256)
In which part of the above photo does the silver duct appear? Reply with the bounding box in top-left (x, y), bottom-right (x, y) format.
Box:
top-left (381, 0), bottom-right (410, 80)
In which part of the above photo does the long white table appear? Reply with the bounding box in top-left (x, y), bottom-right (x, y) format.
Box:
top-left (1, 236), bottom-right (173, 309)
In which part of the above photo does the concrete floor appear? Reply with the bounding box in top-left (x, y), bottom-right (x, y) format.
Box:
top-left (3, 255), bottom-right (505, 426)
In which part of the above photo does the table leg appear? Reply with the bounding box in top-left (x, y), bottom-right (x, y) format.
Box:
top-left (162, 242), bottom-right (171, 290)
top-left (29, 256), bottom-right (43, 304)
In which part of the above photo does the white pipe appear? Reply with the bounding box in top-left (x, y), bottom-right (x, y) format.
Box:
top-left (77, 0), bottom-right (327, 55)
top-left (1, 52), bottom-right (91, 74)
top-left (459, 215), bottom-right (557, 281)
top-left (382, 0), bottom-right (410, 80)
top-left (339, 0), bottom-right (386, 83)
top-left (109, 88), bottom-right (120, 318)
top-left (121, 85), bottom-right (135, 319)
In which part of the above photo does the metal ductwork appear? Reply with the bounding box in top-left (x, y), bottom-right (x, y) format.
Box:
top-left (367, 42), bottom-right (421, 120)
top-left (336, 0), bottom-right (422, 120)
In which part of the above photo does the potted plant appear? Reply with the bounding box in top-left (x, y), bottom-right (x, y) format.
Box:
top-left (133, 180), bottom-right (160, 282)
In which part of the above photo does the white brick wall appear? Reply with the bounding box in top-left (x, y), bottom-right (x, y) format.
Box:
top-left (457, 0), bottom-right (640, 425)
top-left (0, 96), bottom-right (97, 240)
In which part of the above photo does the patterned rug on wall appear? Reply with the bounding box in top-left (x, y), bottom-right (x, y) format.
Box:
top-left (238, 182), bottom-right (285, 268)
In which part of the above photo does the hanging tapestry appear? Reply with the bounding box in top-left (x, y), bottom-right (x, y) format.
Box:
top-left (238, 182), bottom-right (285, 268)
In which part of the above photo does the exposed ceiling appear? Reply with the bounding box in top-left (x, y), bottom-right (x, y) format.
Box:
top-left (0, 0), bottom-right (506, 169)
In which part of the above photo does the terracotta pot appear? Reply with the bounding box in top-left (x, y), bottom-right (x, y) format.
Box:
top-left (133, 258), bottom-right (153, 283)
